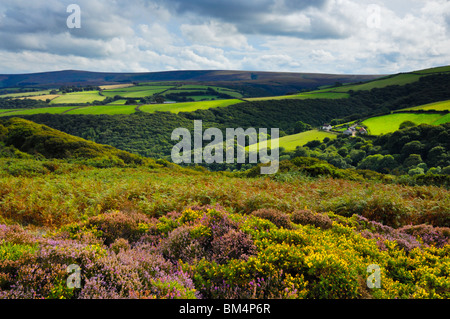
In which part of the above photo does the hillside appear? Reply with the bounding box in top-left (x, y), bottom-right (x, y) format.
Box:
top-left (5, 70), bottom-right (446, 161)
top-left (0, 117), bottom-right (147, 166)
top-left (0, 125), bottom-right (448, 299)
top-left (0, 67), bottom-right (449, 301)
top-left (0, 70), bottom-right (382, 97)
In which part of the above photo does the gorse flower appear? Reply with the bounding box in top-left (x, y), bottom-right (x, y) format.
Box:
top-left (0, 204), bottom-right (448, 299)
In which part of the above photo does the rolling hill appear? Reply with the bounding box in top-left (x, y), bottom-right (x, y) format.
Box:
top-left (0, 70), bottom-right (383, 97)
top-left (0, 117), bottom-right (147, 165)
top-left (0, 66), bottom-right (449, 302)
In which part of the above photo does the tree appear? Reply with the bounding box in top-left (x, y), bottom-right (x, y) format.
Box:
top-left (293, 121), bottom-right (312, 134)
top-left (293, 146), bottom-right (309, 158)
top-left (337, 147), bottom-right (349, 157)
top-left (125, 99), bottom-right (137, 105)
top-left (427, 146), bottom-right (447, 167)
top-left (305, 140), bottom-right (321, 149)
top-left (401, 140), bottom-right (425, 158)
top-left (154, 95), bottom-right (165, 104)
top-left (348, 149), bottom-right (366, 166)
top-left (442, 166), bottom-right (450, 175)
top-left (357, 154), bottom-right (383, 171)
top-left (408, 167), bottom-right (424, 176)
top-left (378, 154), bottom-right (398, 174)
top-left (357, 154), bottom-right (397, 173)
top-left (399, 120), bottom-right (416, 130)
top-left (403, 154), bottom-right (423, 168)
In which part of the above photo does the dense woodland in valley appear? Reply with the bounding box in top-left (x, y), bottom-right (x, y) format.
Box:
top-left (5, 73), bottom-right (448, 175)
top-left (0, 66), bottom-right (449, 300)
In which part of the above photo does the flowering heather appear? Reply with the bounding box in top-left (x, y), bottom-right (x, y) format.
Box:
top-left (399, 224), bottom-right (450, 248)
top-left (352, 215), bottom-right (450, 251)
top-left (290, 209), bottom-right (333, 229)
top-left (0, 204), bottom-right (449, 299)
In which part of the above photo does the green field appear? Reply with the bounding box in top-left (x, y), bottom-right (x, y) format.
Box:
top-left (102, 85), bottom-right (174, 98)
top-left (0, 109), bottom-right (16, 114)
top-left (107, 99), bottom-right (128, 105)
top-left (402, 99), bottom-right (450, 111)
top-left (328, 73), bottom-right (422, 93)
top-left (246, 92), bottom-right (350, 101)
top-left (65, 105), bottom-right (137, 115)
top-left (104, 85), bottom-right (172, 92)
top-left (362, 113), bottom-right (450, 135)
top-left (413, 65), bottom-right (450, 74)
top-left (140, 99), bottom-right (241, 114)
top-left (0, 90), bottom-right (52, 98)
top-left (50, 91), bottom-right (106, 104)
top-left (318, 66), bottom-right (450, 94)
top-left (165, 85), bottom-right (243, 97)
top-left (0, 106), bottom-right (77, 117)
top-left (0, 99), bottom-right (242, 117)
top-left (162, 85), bottom-right (243, 101)
top-left (433, 113), bottom-right (450, 125)
top-left (248, 130), bottom-right (337, 152)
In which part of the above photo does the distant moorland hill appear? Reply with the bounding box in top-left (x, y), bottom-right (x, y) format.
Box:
top-left (0, 69), bottom-right (383, 96)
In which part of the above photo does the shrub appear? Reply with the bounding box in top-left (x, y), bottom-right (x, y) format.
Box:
top-left (210, 229), bottom-right (257, 264)
top-left (251, 209), bottom-right (293, 229)
top-left (325, 194), bottom-right (412, 228)
top-left (353, 215), bottom-right (423, 251)
top-left (159, 225), bottom-right (206, 263)
top-left (290, 210), bottom-right (333, 229)
top-left (0, 224), bottom-right (36, 245)
top-left (85, 210), bottom-right (151, 245)
top-left (110, 238), bottom-right (130, 254)
top-left (418, 210), bottom-right (450, 228)
top-left (399, 224), bottom-right (450, 247)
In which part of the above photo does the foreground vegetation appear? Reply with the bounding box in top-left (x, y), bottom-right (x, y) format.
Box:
top-left (0, 119), bottom-right (448, 299)
top-left (0, 158), bottom-right (448, 299)
top-left (0, 66), bottom-right (449, 300)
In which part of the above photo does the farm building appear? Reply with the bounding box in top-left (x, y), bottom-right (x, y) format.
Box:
top-left (343, 129), bottom-right (353, 135)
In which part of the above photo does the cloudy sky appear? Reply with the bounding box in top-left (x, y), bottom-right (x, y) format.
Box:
top-left (0, 0), bottom-right (449, 75)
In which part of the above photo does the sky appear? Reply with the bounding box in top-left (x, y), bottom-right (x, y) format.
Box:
top-left (0, 0), bottom-right (449, 75)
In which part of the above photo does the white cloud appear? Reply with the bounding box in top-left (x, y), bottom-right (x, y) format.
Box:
top-left (0, 0), bottom-right (449, 74)
top-left (180, 21), bottom-right (250, 49)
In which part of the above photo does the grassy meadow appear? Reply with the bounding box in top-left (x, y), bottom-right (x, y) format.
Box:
top-left (248, 130), bottom-right (337, 152)
top-left (0, 99), bottom-right (242, 116)
top-left (101, 85), bottom-right (174, 98)
top-left (50, 91), bottom-right (106, 104)
top-left (246, 92), bottom-right (350, 101)
top-left (65, 105), bottom-right (137, 115)
top-left (0, 106), bottom-right (78, 117)
top-left (331, 74), bottom-right (423, 92)
top-left (140, 99), bottom-right (242, 114)
top-left (362, 113), bottom-right (450, 135)
top-left (402, 99), bottom-right (450, 111)
top-left (0, 90), bottom-right (52, 98)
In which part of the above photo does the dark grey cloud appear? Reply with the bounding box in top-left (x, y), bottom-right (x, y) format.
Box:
top-left (160, 0), bottom-right (325, 18)
top-left (155, 0), bottom-right (337, 38)
top-left (0, 1), bottom-right (67, 34)
top-left (0, 0), bottom-right (135, 58)
top-left (0, 0), bottom-right (448, 74)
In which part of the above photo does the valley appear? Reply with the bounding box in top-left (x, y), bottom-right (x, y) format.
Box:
top-left (0, 65), bottom-right (449, 301)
